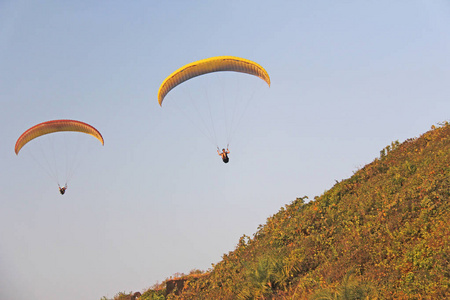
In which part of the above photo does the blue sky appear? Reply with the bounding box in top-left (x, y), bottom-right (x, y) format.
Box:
top-left (1, 1), bottom-right (449, 299)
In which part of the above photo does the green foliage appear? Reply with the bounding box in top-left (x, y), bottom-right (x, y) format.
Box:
top-left (113, 292), bottom-right (131, 300)
top-left (140, 289), bottom-right (166, 300)
top-left (114, 122), bottom-right (450, 299)
top-left (311, 272), bottom-right (378, 300)
top-left (380, 140), bottom-right (400, 159)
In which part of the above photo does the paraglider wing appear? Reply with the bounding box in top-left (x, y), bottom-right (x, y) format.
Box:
top-left (157, 56), bottom-right (271, 106)
top-left (15, 119), bottom-right (104, 155)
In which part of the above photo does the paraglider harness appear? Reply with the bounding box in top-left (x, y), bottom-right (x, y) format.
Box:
top-left (222, 154), bottom-right (229, 163)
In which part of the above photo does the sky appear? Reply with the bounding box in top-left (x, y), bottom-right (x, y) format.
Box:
top-left (1, 1), bottom-right (449, 299)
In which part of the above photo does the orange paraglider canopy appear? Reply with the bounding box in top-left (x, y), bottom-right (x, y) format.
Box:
top-left (15, 119), bottom-right (104, 155)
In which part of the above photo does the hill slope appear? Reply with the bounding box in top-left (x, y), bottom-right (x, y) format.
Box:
top-left (115, 123), bottom-right (450, 300)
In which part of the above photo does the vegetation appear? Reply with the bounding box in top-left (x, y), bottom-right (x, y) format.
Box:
top-left (106, 122), bottom-right (450, 299)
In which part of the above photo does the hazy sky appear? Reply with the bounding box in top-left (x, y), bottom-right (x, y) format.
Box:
top-left (1, 1), bottom-right (449, 299)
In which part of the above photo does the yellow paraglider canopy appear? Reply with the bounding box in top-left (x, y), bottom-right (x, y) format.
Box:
top-left (157, 56), bottom-right (270, 106)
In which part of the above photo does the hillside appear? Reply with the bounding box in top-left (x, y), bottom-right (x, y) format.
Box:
top-left (111, 123), bottom-right (450, 300)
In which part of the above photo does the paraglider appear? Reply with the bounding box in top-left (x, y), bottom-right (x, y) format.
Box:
top-left (15, 119), bottom-right (104, 194)
top-left (217, 147), bottom-right (230, 163)
top-left (158, 56), bottom-right (270, 162)
top-left (59, 184), bottom-right (67, 195)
